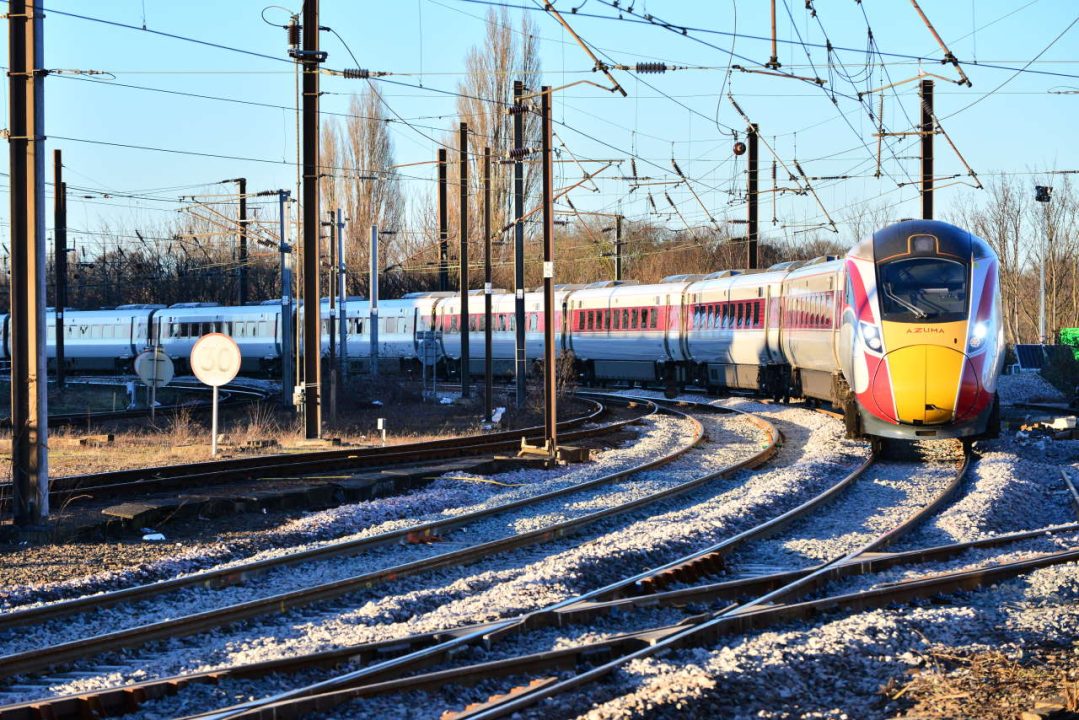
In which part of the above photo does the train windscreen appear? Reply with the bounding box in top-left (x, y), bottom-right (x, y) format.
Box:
top-left (878, 257), bottom-right (968, 323)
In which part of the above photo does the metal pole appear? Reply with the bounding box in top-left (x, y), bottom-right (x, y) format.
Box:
top-left (614, 214), bottom-right (623, 282)
top-left (327, 210), bottom-right (336, 370)
top-left (8, 0), bottom-right (49, 526)
top-left (327, 211), bottom-right (337, 425)
top-left (541, 87), bottom-right (557, 454)
top-left (767, 0), bottom-right (780, 69)
top-left (278, 190), bottom-right (293, 409)
top-left (459, 122), bottom-right (471, 398)
top-left (747, 123), bottom-right (759, 270)
top-left (1039, 249), bottom-right (1046, 345)
top-left (211, 385), bottom-right (219, 456)
top-left (370, 224), bottom-right (379, 376)
top-left (483, 146), bottom-right (493, 422)
top-left (301, 0), bottom-right (322, 438)
top-left (921, 78), bottom-right (934, 220)
top-left (238, 177), bottom-right (248, 305)
top-left (337, 208), bottom-right (347, 381)
top-left (513, 80), bottom-right (527, 409)
top-left (53, 149), bottom-right (66, 389)
top-left (438, 148), bottom-right (449, 292)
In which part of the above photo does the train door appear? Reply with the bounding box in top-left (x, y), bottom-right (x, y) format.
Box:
top-left (765, 283), bottom-right (782, 363)
top-left (662, 294), bottom-right (674, 360)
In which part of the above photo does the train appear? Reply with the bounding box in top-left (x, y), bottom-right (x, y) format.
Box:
top-left (1, 219), bottom-right (1003, 441)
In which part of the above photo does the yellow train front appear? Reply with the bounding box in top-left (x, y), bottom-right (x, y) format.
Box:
top-left (839, 219), bottom-right (1004, 440)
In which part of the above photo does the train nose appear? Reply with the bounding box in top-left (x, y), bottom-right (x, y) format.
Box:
top-left (873, 345), bottom-right (973, 425)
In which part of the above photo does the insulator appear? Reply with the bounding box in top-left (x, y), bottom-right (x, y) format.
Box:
top-left (671, 159), bottom-right (684, 177)
top-left (631, 158), bottom-right (638, 178)
top-left (287, 19), bottom-right (300, 47)
top-left (636, 62), bottom-right (668, 74)
top-left (509, 147), bottom-right (532, 160)
top-left (343, 68), bottom-right (370, 79)
top-left (507, 103), bottom-right (529, 115)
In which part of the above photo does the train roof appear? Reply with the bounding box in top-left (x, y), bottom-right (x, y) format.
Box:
top-left (849, 219), bottom-right (994, 263)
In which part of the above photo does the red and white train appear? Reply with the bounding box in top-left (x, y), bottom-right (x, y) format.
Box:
top-left (434, 219), bottom-right (1004, 441)
top-left (3, 219), bottom-right (1002, 441)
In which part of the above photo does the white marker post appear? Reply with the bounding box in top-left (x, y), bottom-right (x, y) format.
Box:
top-left (134, 346), bottom-right (175, 424)
top-left (190, 333), bottom-right (242, 456)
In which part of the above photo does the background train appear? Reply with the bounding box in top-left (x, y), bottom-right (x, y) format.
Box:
top-left (0, 219), bottom-right (1003, 441)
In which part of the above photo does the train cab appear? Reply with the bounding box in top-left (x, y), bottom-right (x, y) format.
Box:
top-left (840, 219), bottom-right (1003, 439)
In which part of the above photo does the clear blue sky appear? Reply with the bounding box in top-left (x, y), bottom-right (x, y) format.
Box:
top-left (3, 0), bottom-right (1078, 259)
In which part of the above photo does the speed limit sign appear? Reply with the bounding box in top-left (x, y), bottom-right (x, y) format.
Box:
top-left (190, 333), bottom-right (242, 457)
top-left (190, 333), bottom-right (242, 387)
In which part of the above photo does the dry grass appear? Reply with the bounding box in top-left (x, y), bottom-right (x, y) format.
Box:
top-left (0, 378), bottom-right (585, 478)
top-left (887, 646), bottom-right (1079, 719)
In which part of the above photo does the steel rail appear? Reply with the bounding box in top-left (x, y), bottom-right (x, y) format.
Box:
top-left (8, 514), bottom-right (1070, 719)
top-left (0, 399), bottom-right (642, 635)
top-left (163, 397), bottom-right (973, 720)
top-left (16, 397), bottom-right (610, 506)
top-left (168, 528), bottom-right (1079, 720)
top-left (154, 401), bottom-right (781, 720)
top-left (445, 444), bottom-right (976, 719)
top-left (0, 401), bottom-right (723, 678)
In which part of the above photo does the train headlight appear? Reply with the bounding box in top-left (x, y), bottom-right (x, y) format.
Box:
top-left (859, 321), bottom-right (883, 352)
top-left (968, 321), bottom-right (988, 351)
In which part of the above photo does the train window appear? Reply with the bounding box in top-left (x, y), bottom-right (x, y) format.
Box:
top-left (619, 309), bottom-right (627, 329)
top-left (641, 308), bottom-right (650, 329)
top-left (651, 309), bottom-right (658, 329)
top-left (530, 313), bottom-right (538, 331)
top-left (753, 301), bottom-right (761, 328)
top-left (879, 257), bottom-right (969, 322)
top-left (450, 316), bottom-right (458, 332)
top-left (256, 321), bottom-right (267, 336)
top-left (102, 325), bottom-right (113, 339)
top-left (631, 308), bottom-right (639, 329)
top-left (387, 317), bottom-right (398, 333)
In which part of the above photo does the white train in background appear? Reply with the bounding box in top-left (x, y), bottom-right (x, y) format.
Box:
top-left (0, 220), bottom-right (1003, 441)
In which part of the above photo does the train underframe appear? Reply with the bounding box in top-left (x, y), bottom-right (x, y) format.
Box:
top-left (563, 355), bottom-right (1000, 443)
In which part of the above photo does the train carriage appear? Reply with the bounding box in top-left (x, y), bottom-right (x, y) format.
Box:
top-left (779, 257), bottom-right (844, 402)
top-left (155, 304), bottom-right (281, 374)
top-left (684, 269), bottom-right (785, 395)
top-left (47, 307), bottom-right (158, 372)
top-left (329, 297), bottom-right (426, 374)
top-left (566, 278), bottom-right (689, 385)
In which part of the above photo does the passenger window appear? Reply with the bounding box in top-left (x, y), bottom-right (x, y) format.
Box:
top-left (621, 309), bottom-right (629, 329)
top-left (641, 308), bottom-right (650, 329)
top-left (631, 308), bottom-right (639, 329)
top-left (651, 309), bottom-right (658, 329)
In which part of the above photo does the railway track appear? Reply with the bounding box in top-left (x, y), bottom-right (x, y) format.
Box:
top-left (0, 396), bottom-right (791, 717)
top-left (116, 396), bottom-right (1006, 720)
top-left (2, 395), bottom-right (1059, 718)
top-left (0, 397), bottom-right (783, 703)
top-left (0, 395), bottom-right (614, 515)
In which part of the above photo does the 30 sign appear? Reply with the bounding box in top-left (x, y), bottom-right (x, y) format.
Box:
top-left (190, 333), bottom-right (242, 387)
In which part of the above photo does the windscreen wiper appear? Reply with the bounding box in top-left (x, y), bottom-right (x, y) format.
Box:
top-left (884, 285), bottom-right (928, 319)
